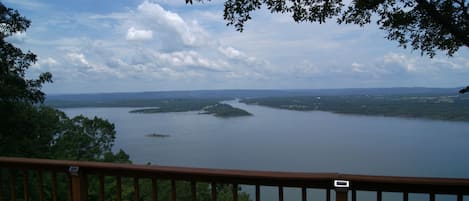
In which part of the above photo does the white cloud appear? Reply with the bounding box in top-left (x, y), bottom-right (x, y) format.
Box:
top-left (383, 53), bottom-right (417, 72)
top-left (378, 53), bottom-right (469, 75)
top-left (126, 27), bottom-right (153, 41)
top-left (66, 52), bottom-right (125, 78)
top-left (218, 46), bottom-right (243, 59)
top-left (430, 57), bottom-right (468, 70)
top-left (60, 1), bottom-right (269, 82)
top-left (30, 57), bottom-right (59, 71)
top-left (87, 1), bottom-right (210, 49)
top-left (351, 62), bottom-right (366, 73)
top-left (217, 46), bottom-right (270, 72)
top-left (40, 57), bottom-right (59, 67)
top-left (155, 50), bottom-right (228, 72)
top-left (67, 53), bottom-right (90, 66)
top-left (134, 0), bottom-right (209, 47)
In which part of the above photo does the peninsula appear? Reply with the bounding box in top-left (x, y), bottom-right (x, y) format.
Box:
top-left (199, 103), bottom-right (252, 117)
top-left (128, 99), bottom-right (251, 117)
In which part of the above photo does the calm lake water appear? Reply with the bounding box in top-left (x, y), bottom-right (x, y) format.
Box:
top-left (62, 100), bottom-right (469, 201)
top-left (62, 100), bottom-right (469, 178)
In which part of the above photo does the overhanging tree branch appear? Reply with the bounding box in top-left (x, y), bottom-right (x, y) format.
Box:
top-left (187, 0), bottom-right (468, 57)
top-left (415, 0), bottom-right (469, 47)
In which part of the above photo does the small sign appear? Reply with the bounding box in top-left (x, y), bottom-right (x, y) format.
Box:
top-left (334, 180), bottom-right (350, 188)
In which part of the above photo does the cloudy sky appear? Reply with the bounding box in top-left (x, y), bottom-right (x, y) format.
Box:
top-left (4, 0), bottom-right (469, 94)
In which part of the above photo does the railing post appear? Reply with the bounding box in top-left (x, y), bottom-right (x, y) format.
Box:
top-left (69, 166), bottom-right (87, 201)
top-left (334, 180), bottom-right (350, 201)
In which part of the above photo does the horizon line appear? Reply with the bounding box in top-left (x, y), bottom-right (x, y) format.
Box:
top-left (46, 86), bottom-right (463, 96)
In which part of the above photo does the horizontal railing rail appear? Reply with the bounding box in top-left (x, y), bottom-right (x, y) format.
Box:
top-left (0, 157), bottom-right (468, 201)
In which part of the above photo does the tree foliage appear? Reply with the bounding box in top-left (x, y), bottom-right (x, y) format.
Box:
top-left (186, 0), bottom-right (468, 57)
top-left (0, 104), bottom-right (59, 158)
top-left (52, 115), bottom-right (117, 161)
top-left (0, 1), bottom-right (55, 158)
top-left (0, 3), bottom-right (52, 104)
top-left (0, 2), bottom-right (125, 161)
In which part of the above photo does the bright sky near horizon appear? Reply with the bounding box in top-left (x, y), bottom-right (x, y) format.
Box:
top-left (4, 0), bottom-right (469, 94)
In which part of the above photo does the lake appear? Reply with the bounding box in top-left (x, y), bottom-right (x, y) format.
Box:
top-left (63, 100), bottom-right (469, 200)
top-left (62, 100), bottom-right (469, 178)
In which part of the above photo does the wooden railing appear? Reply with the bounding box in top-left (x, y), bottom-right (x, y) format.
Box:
top-left (0, 157), bottom-right (469, 201)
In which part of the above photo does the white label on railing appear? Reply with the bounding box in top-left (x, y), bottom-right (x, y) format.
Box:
top-left (69, 166), bottom-right (80, 176)
top-left (334, 180), bottom-right (350, 188)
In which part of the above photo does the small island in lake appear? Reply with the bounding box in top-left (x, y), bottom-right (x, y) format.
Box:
top-left (145, 133), bottom-right (170, 138)
top-left (129, 100), bottom-right (252, 118)
top-left (199, 103), bottom-right (252, 117)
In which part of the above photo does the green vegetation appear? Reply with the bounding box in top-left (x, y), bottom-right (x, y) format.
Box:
top-left (201, 103), bottom-right (252, 117)
top-left (128, 99), bottom-right (252, 117)
top-left (242, 95), bottom-right (469, 122)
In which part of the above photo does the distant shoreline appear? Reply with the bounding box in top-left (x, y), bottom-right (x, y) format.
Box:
top-left (241, 95), bottom-right (469, 122)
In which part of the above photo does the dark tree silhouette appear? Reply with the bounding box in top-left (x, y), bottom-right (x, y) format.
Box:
top-left (459, 86), bottom-right (469, 94)
top-left (0, 3), bottom-right (52, 104)
top-left (0, 2), bottom-right (54, 156)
